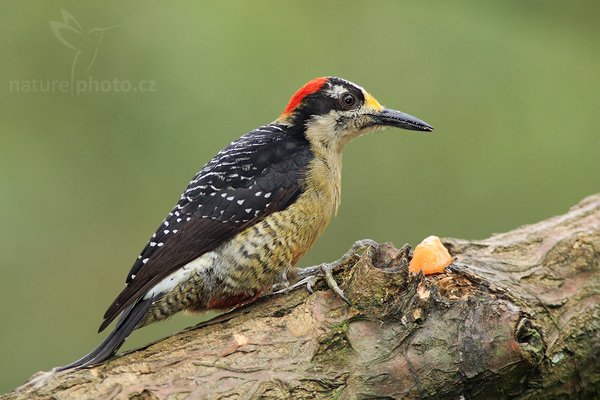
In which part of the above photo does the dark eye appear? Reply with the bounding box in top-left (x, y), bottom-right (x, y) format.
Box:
top-left (339, 92), bottom-right (358, 110)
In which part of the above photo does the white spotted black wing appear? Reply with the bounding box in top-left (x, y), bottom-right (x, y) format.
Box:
top-left (100, 124), bottom-right (313, 331)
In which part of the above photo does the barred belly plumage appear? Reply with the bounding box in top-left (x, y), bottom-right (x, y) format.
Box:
top-left (140, 184), bottom-right (334, 327)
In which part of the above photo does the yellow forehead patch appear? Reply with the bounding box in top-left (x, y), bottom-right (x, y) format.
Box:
top-left (364, 92), bottom-right (383, 111)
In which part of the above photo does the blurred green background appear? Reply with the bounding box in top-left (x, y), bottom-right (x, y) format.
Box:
top-left (1, 0), bottom-right (599, 393)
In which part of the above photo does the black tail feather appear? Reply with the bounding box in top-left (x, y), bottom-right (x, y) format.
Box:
top-left (57, 298), bottom-right (153, 371)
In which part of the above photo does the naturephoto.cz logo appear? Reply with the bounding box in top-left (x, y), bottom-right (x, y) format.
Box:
top-left (8, 10), bottom-right (157, 96)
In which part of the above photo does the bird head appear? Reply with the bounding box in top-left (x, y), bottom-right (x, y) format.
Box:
top-left (278, 76), bottom-right (433, 152)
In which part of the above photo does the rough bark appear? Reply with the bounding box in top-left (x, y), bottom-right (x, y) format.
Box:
top-left (4, 194), bottom-right (600, 400)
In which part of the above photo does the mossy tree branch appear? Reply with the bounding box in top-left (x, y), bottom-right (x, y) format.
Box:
top-left (4, 195), bottom-right (600, 399)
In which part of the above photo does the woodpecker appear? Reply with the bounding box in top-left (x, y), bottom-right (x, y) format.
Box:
top-left (61, 76), bottom-right (433, 370)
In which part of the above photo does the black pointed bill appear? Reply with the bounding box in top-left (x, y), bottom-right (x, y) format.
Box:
top-left (371, 108), bottom-right (433, 132)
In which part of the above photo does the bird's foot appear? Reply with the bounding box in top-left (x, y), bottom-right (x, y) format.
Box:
top-left (273, 239), bottom-right (379, 305)
top-left (273, 275), bottom-right (320, 295)
top-left (271, 268), bottom-right (291, 292)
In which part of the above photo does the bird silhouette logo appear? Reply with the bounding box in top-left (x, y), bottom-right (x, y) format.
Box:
top-left (50, 10), bottom-right (119, 93)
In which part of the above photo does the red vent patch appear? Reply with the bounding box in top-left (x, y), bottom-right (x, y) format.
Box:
top-left (283, 77), bottom-right (328, 115)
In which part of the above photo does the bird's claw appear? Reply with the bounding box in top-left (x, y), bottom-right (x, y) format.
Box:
top-left (320, 262), bottom-right (350, 305)
top-left (275, 239), bottom-right (379, 305)
top-left (273, 275), bottom-right (318, 295)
